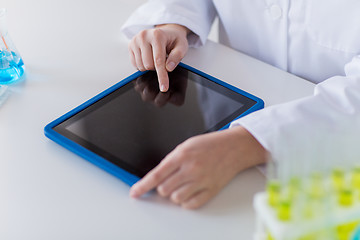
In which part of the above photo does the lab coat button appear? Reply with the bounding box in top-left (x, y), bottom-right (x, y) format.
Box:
top-left (270, 5), bottom-right (282, 20)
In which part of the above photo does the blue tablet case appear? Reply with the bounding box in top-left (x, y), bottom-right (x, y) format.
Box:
top-left (44, 62), bottom-right (264, 186)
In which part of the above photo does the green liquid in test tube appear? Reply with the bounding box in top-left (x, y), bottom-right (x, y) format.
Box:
top-left (338, 188), bottom-right (353, 207)
top-left (336, 220), bottom-right (359, 240)
top-left (332, 167), bottom-right (345, 191)
top-left (277, 197), bottom-right (291, 221)
top-left (266, 230), bottom-right (275, 240)
top-left (267, 180), bottom-right (281, 207)
top-left (352, 166), bottom-right (360, 191)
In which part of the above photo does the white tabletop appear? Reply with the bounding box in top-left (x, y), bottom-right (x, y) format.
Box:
top-left (1, 1), bottom-right (315, 239)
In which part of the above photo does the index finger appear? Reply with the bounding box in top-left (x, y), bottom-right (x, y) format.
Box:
top-left (152, 36), bottom-right (169, 92)
top-left (130, 158), bottom-right (179, 198)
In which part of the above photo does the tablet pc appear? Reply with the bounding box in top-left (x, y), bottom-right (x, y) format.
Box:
top-left (44, 63), bottom-right (264, 186)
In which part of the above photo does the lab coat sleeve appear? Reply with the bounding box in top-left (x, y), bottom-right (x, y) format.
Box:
top-left (121, 0), bottom-right (216, 47)
top-left (231, 56), bottom-right (360, 165)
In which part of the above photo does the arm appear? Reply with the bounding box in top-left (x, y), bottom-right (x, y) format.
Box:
top-left (231, 56), bottom-right (360, 172)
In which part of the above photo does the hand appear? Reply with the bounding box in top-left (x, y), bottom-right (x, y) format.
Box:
top-left (133, 67), bottom-right (188, 107)
top-left (130, 126), bottom-right (267, 209)
top-left (128, 24), bottom-right (190, 92)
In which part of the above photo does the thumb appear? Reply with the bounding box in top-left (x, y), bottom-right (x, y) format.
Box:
top-left (166, 41), bottom-right (188, 72)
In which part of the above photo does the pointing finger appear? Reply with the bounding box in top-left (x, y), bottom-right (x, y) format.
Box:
top-left (152, 30), bottom-right (169, 92)
top-left (130, 157), bottom-right (180, 198)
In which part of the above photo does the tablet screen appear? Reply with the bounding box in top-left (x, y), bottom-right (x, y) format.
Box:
top-left (53, 66), bottom-right (256, 177)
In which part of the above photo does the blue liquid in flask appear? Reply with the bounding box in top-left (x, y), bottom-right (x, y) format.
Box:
top-left (0, 50), bottom-right (25, 84)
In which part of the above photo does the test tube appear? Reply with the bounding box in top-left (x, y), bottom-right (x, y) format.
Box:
top-left (352, 165), bottom-right (360, 191)
top-left (277, 198), bottom-right (292, 221)
top-left (332, 167), bottom-right (346, 192)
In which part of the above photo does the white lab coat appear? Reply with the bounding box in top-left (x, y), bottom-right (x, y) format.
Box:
top-left (122, 0), bottom-right (360, 171)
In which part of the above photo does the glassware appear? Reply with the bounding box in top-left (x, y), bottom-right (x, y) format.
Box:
top-left (0, 8), bottom-right (25, 85)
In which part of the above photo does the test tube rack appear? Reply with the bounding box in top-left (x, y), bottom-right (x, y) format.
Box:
top-left (253, 166), bottom-right (360, 240)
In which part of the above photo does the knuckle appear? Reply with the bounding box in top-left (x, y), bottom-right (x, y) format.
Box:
top-left (151, 171), bottom-right (162, 183)
top-left (144, 63), bottom-right (155, 70)
top-left (135, 60), bottom-right (145, 70)
top-left (129, 39), bottom-right (137, 51)
top-left (154, 57), bottom-right (165, 67)
top-left (170, 192), bottom-right (181, 204)
top-left (138, 66), bottom-right (146, 72)
top-left (171, 49), bottom-right (185, 60)
top-left (185, 160), bottom-right (203, 177)
top-left (184, 193), bottom-right (209, 209)
top-left (180, 49), bottom-right (187, 59)
top-left (138, 29), bottom-right (148, 39)
top-left (175, 141), bottom-right (188, 151)
top-left (157, 185), bottom-right (168, 197)
top-left (152, 28), bottom-right (164, 40)
top-left (144, 59), bottom-right (155, 69)
top-left (172, 148), bottom-right (187, 163)
top-left (179, 142), bottom-right (194, 155)
top-left (133, 30), bottom-right (149, 47)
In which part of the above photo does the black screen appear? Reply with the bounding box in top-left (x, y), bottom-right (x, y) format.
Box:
top-left (53, 66), bottom-right (256, 177)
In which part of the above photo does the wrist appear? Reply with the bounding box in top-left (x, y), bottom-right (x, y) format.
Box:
top-left (227, 126), bottom-right (268, 173)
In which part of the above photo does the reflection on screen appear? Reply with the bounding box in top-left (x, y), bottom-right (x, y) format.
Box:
top-left (55, 67), bottom-right (254, 177)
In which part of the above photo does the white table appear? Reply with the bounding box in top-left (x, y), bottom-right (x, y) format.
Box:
top-left (0, 1), bottom-right (315, 239)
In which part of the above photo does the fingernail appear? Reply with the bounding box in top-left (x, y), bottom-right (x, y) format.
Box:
top-left (167, 62), bottom-right (176, 71)
top-left (160, 84), bottom-right (168, 92)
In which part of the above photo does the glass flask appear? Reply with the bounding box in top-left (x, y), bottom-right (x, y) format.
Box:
top-left (0, 8), bottom-right (25, 84)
